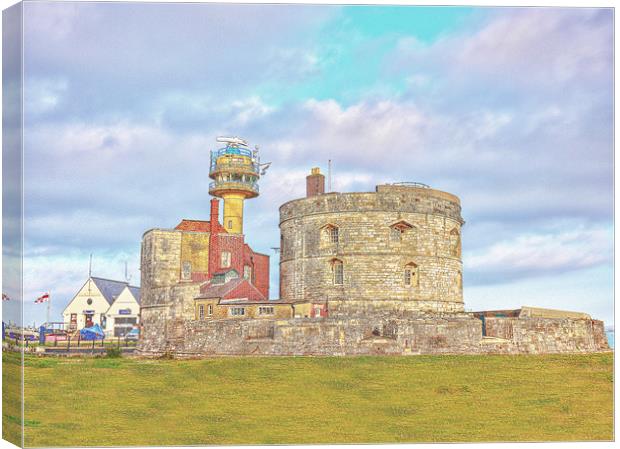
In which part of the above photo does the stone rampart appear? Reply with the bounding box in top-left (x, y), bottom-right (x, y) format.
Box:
top-left (483, 317), bottom-right (609, 354)
top-left (136, 314), bottom-right (609, 357)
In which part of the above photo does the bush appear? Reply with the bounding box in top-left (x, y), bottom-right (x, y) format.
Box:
top-left (105, 347), bottom-right (122, 358)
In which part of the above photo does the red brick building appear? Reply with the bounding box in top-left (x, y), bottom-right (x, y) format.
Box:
top-left (174, 199), bottom-right (269, 299)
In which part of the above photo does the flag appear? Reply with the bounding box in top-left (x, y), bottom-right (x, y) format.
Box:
top-left (2, 293), bottom-right (9, 301)
top-left (35, 293), bottom-right (49, 304)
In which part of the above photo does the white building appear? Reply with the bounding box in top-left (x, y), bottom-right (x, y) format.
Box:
top-left (62, 277), bottom-right (141, 337)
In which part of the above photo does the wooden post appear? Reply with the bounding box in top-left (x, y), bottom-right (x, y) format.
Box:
top-left (77, 334), bottom-right (81, 347)
top-left (67, 336), bottom-right (71, 353)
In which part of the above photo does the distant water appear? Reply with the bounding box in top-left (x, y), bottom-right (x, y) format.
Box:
top-left (606, 331), bottom-right (614, 349)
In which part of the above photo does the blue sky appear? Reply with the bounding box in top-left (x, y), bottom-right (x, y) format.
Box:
top-left (5, 2), bottom-right (613, 326)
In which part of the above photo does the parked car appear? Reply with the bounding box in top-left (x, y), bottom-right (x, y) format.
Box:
top-left (124, 327), bottom-right (140, 341)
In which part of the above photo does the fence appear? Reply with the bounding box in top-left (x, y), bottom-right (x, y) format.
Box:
top-left (3, 334), bottom-right (137, 355)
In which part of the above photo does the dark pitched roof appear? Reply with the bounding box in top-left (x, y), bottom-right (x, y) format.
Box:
top-left (198, 278), bottom-right (245, 299)
top-left (91, 277), bottom-right (140, 305)
top-left (128, 286), bottom-right (141, 304)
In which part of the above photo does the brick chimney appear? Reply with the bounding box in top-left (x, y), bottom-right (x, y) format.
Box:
top-left (306, 167), bottom-right (325, 197)
top-left (210, 198), bottom-right (220, 225)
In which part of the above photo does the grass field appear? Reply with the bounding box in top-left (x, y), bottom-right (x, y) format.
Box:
top-left (2, 351), bottom-right (614, 446)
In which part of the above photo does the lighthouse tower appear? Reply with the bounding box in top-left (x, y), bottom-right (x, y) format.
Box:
top-left (208, 137), bottom-right (263, 234)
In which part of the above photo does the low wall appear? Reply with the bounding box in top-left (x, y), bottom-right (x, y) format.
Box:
top-left (484, 317), bottom-right (609, 354)
top-left (136, 314), bottom-right (609, 357)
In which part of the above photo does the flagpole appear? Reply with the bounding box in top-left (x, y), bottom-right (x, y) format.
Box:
top-left (46, 293), bottom-right (51, 326)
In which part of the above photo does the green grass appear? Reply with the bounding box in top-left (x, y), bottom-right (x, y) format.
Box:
top-left (3, 352), bottom-right (613, 446)
top-left (2, 351), bottom-right (22, 446)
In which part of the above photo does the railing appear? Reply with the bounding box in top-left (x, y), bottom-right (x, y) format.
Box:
top-left (209, 180), bottom-right (259, 194)
top-left (391, 182), bottom-right (430, 189)
top-left (211, 147), bottom-right (254, 159)
top-left (209, 159), bottom-right (260, 175)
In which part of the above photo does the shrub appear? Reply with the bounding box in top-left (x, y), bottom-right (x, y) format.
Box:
top-left (105, 347), bottom-right (122, 358)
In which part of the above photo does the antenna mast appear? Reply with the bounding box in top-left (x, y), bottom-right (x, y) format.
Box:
top-left (125, 261), bottom-right (132, 283)
top-left (88, 253), bottom-right (93, 297)
top-left (328, 159), bottom-right (332, 192)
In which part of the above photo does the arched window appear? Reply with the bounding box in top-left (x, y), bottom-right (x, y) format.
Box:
top-left (457, 271), bottom-right (463, 289)
top-left (404, 262), bottom-right (419, 287)
top-left (331, 259), bottom-right (344, 285)
top-left (321, 224), bottom-right (339, 244)
top-left (449, 228), bottom-right (461, 257)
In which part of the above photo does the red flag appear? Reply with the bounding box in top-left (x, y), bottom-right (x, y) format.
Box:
top-left (35, 293), bottom-right (49, 303)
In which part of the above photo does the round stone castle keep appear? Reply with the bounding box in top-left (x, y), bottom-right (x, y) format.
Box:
top-left (279, 179), bottom-right (465, 314)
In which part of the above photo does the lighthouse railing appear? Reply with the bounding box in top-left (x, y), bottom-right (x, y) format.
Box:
top-left (209, 180), bottom-right (260, 194)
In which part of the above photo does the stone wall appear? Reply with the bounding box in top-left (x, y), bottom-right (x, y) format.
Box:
top-left (137, 314), bottom-right (609, 357)
top-left (483, 317), bottom-right (609, 354)
top-left (279, 185), bottom-right (465, 312)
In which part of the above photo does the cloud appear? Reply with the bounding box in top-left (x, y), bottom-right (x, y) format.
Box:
top-left (465, 225), bottom-right (612, 285)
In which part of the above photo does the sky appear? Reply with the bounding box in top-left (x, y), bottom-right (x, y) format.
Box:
top-left (3, 2), bottom-right (614, 326)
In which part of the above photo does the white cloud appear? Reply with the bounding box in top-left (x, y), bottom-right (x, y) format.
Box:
top-left (25, 77), bottom-right (68, 115)
top-left (465, 225), bottom-right (612, 283)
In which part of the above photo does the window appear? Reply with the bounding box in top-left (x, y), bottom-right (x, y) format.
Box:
top-left (243, 265), bottom-right (252, 280)
top-left (329, 227), bottom-right (339, 243)
top-left (86, 298), bottom-right (93, 305)
top-left (449, 228), bottom-right (461, 257)
top-left (198, 304), bottom-right (205, 320)
top-left (390, 221), bottom-right (414, 242)
top-left (391, 227), bottom-right (403, 242)
top-left (115, 317), bottom-right (137, 325)
top-left (404, 262), bottom-right (419, 287)
top-left (181, 261), bottom-right (192, 280)
top-left (227, 220), bottom-right (233, 230)
top-left (332, 259), bottom-right (344, 285)
top-left (322, 224), bottom-right (339, 245)
top-left (208, 304), bottom-right (213, 316)
top-left (259, 306), bottom-right (274, 315)
top-left (221, 251), bottom-right (231, 268)
top-left (230, 307), bottom-right (245, 316)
